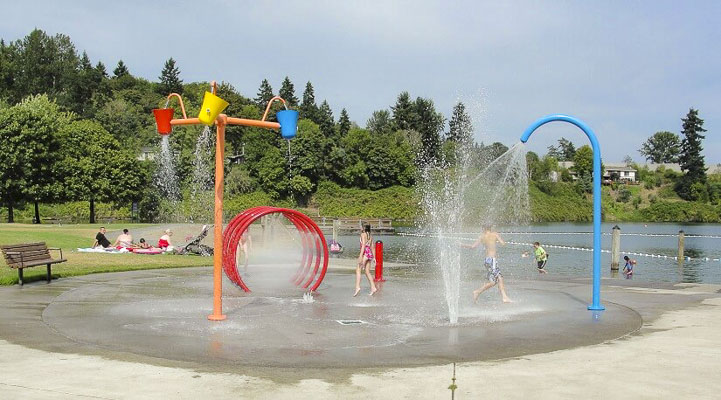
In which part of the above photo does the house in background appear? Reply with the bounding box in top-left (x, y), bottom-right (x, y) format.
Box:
top-left (137, 146), bottom-right (156, 161)
top-left (604, 164), bottom-right (637, 182)
top-left (558, 161), bottom-right (637, 183)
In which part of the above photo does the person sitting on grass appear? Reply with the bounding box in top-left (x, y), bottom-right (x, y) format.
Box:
top-left (137, 238), bottom-right (151, 249)
top-left (158, 229), bottom-right (173, 250)
top-left (114, 229), bottom-right (133, 248)
top-left (92, 227), bottom-right (111, 248)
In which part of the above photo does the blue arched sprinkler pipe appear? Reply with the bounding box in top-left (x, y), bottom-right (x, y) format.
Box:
top-left (520, 114), bottom-right (605, 311)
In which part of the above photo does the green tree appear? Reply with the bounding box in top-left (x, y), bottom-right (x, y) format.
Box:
top-left (676, 108), bottom-right (707, 200)
top-left (573, 145), bottom-right (594, 178)
top-left (447, 101), bottom-right (473, 145)
top-left (57, 119), bottom-right (144, 223)
top-left (0, 95), bottom-right (71, 222)
top-left (338, 108), bottom-right (351, 137)
top-left (278, 76), bottom-right (298, 107)
top-left (225, 165), bottom-right (256, 195)
top-left (291, 119), bottom-right (327, 185)
top-left (526, 151), bottom-right (540, 180)
top-left (367, 110), bottom-right (392, 134)
top-left (0, 39), bottom-right (16, 102)
top-left (639, 131), bottom-right (681, 163)
top-left (158, 57), bottom-right (183, 95)
top-left (254, 78), bottom-right (274, 109)
top-left (547, 138), bottom-right (576, 161)
top-left (10, 29), bottom-right (80, 107)
top-left (414, 97), bottom-right (444, 164)
top-left (317, 100), bottom-right (335, 139)
top-left (95, 61), bottom-right (108, 78)
top-left (485, 142), bottom-right (509, 162)
top-left (113, 60), bottom-right (130, 78)
top-left (299, 81), bottom-right (318, 122)
top-left (69, 51), bottom-right (105, 117)
top-left (536, 155), bottom-right (559, 182)
top-left (289, 175), bottom-right (313, 205)
top-left (94, 97), bottom-right (149, 149)
top-left (391, 91), bottom-right (417, 131)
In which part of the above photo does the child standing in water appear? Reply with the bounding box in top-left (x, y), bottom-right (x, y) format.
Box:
top-left (355, 224), bottom-right (378, 297)
top-left (462, 225), bottom-right (511, 303)
top-left (533, 242), bottom-right (549, 274)
top-left (623, 255), bottom-right (636, 278)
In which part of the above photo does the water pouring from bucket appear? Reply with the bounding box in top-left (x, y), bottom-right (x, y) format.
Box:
top-left (153, 108), bottom-right (175, 135)
top-left (277, 110), bottom-right (299, 139)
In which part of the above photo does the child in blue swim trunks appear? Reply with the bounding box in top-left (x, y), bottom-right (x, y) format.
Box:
top-left (462, 226), bottom-right (511, 303)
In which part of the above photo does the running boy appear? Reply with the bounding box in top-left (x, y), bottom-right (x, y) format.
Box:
top-left (462, 225), bottom-right (511, 303)
top-left (533, 242), bottom-right (548, 274)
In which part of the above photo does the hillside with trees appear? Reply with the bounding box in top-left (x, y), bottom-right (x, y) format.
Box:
top-left (1, 29), bottom-right (719, 223)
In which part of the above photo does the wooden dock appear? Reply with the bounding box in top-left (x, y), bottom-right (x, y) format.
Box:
top-left (311, 217), bottom-right (395, 237)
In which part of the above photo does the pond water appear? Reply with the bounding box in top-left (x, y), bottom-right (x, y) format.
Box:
top-left (332, 222), bottom-right (721, 284)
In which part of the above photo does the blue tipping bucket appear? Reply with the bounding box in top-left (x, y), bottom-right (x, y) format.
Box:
top-left (276, 110), bottom-right (299, 139)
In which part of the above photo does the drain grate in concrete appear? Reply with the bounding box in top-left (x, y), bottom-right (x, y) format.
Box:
top-left (336, 320), bottom-right (366, 325)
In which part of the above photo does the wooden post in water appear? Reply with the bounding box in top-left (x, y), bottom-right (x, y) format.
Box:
top-left (332, 219), bottom-right (340, 242)
top-left (611, 225), bottom-right (621, 271)
top-left (678, 230), bottom-right (685, 265)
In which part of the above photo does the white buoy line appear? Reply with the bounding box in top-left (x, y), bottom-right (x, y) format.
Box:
top-left (397, 232), bottom-right (721, 262)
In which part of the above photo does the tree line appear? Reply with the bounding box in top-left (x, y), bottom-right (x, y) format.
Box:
top-left (0, 29), bottom-right (512, 223)
top-left (0, 29), bottom-right (715, 223)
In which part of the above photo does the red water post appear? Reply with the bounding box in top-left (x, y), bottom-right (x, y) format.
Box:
top-left (374, 240), bottom-right (386, 282)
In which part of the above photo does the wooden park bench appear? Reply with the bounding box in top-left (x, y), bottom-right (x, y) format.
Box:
top-left (0, 242), bottom-right (67, 285)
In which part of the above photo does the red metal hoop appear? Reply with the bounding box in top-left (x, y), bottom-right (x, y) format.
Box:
top-left (223, 207), bottom-right (329, 293)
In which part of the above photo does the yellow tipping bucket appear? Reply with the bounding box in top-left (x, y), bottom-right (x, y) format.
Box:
top-left (198, 91), bottom-right (229, 125)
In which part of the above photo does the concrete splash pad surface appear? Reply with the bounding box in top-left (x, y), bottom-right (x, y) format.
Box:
top-left (32, 266), bottom-right (641, 368)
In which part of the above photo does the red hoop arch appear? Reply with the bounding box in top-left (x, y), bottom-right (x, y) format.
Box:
top-left (223, 207), bottom-right (329, 292)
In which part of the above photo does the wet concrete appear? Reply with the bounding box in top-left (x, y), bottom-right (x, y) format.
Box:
top-left (0, 263), bottom-right (681, 373)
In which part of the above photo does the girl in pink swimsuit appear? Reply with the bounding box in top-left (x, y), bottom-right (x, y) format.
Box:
top-left (355, 224), bottom-right (378, 297)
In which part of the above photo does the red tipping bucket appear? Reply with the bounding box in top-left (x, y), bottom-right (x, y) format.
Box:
top-left (153, 108), bottom-right (174, 135)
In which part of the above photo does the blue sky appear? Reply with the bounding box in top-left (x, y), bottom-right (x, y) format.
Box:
top-left (3, 1), bottom-right (720, 163)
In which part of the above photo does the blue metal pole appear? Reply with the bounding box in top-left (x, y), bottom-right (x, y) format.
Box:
top-left (520, 114), bottom-right (605, 311)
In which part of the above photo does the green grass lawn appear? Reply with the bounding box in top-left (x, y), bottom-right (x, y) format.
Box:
top-left (0, 223), bottom-right (212, 285)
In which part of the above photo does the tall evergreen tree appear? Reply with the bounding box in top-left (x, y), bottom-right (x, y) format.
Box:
top-left (317, 100), bottom-right (335, 138)
top-left (113, 60), bottom-right (129, 78)
top-left (158, 57), bottom-right (183, 95)
top-left (95, 61), bottom-right (108, 78)
top-left (338, 108), bottom-right (351, 137)
top-left (0, 39), bottom-right (16, 102)
top-left (69, 51), bottom-right (99, 116)
top-left (300, 81), bottom-right (318, 122)
top-left (254, 79), bottom-right (274, 109)
top-left (557, 138), bottom-right (576, 161)
top-left (676, 108), bottom-right (707, 200)
top-left (367, 110), bottom-right (392, 134)
top-left (11, 29), bottom-right (80, 106)
top-left (414, 97), bottom-right (444, 163)
top-left (279, 76), bottom-right (298, 107)
top-left (447, 101), bottom-right (473, 144)
top-left (391, 91), bottom-right (416, 131)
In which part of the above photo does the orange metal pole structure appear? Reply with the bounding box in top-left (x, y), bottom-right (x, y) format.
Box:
top-left (165, 83), bottom-right (290, 321)
top-left (207, 115), bottom-right (227, 320)
top-left (166, 93), bottom-right (188, 119)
